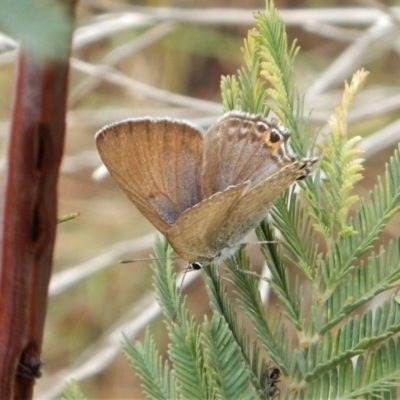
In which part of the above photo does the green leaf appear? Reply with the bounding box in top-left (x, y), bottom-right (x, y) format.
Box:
top-left (202, 266), bottom-right (268, 398)
top-left (225, 252), bottom-right (290, 375)
top-left (322, 239), bottom-right (400, 332)
top-left (123, 331), bottom-right (177, 400)
top-left (202, 314), bottom-right (257, 400)
top-left (150, 237), bottom-right (178, 321)
top-left (168, 313), bottom-right (208, 399)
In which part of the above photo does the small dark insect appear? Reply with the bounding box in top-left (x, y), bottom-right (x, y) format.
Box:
top-left (262, 366), bottom-right (281, 398)
top-left (16, 353), bottom-right (43, 381)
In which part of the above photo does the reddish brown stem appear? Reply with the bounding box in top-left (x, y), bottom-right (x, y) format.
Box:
top-left (0, 2), bottom-right (76, 399)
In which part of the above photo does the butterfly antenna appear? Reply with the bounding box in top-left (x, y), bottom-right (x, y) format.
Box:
top-left (251, 240), bottom-right (279, 245)
top-left (238, 240), bottom-right (279, 249)
top-left (119, 256), bottom-right (181, 264)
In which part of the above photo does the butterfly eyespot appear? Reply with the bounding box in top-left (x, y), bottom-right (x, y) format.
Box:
top-left (269, 129), bottom-right (282, 144)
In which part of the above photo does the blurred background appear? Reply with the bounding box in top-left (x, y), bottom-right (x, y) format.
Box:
top-left (1, 0), bottom-right (400, 398)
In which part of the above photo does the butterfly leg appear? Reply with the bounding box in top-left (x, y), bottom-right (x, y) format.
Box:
top-left (232, 255), bottom-right (271, 282)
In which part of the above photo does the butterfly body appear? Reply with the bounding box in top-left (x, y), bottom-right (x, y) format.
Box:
top-left (96, 111), bottom-right (317, 264)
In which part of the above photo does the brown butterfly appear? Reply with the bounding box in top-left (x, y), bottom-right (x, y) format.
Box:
top-left (96, 111), bottom-right (317, 265)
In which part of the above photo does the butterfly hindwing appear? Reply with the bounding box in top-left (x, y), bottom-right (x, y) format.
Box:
top-left (202, 112), bottom-right (295, 197)
top-left (166, 182), bottom-right (250, 262)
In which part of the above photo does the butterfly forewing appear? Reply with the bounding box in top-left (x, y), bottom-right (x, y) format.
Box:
top-left (96, 118), bottom-right (204, 234)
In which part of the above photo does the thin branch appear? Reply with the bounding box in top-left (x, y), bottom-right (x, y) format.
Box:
top-left (49, 235), bottom-right (156, 296)
top-left (357, 118), bottom-right (400, 159)
top-left (70, 58), bottom-right (222, 114)
top-left (69, 21), bottom-right (177, 106)
top-left (80, 3), bottom-right (400, 27)
top-left (306, 16), bottom-right (400, 100)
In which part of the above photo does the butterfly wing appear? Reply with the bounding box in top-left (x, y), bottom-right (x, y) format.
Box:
top-left (96, 118), bottom-right (204, 234)
top-left (216, 159), bottom-right (318, 248)
top-left (166, 182), bottom-right (250, 262)
top-left (202, 111), bottom-right (296, 197)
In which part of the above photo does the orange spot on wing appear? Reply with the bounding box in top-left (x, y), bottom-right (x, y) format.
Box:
top-left (261, 130), bottom-right (282, 155)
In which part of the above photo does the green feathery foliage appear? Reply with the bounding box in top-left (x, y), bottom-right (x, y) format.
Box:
top-left (202, 314), bottom-right (257, 399)
top-left (221, 28), bottom-right (269, 116)
top-left (124, 329), bottom-right (177, 400)
top-left (123, 1), bottom-right (400, 399)
top-left (202, 265), bottom-right (268, 397)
